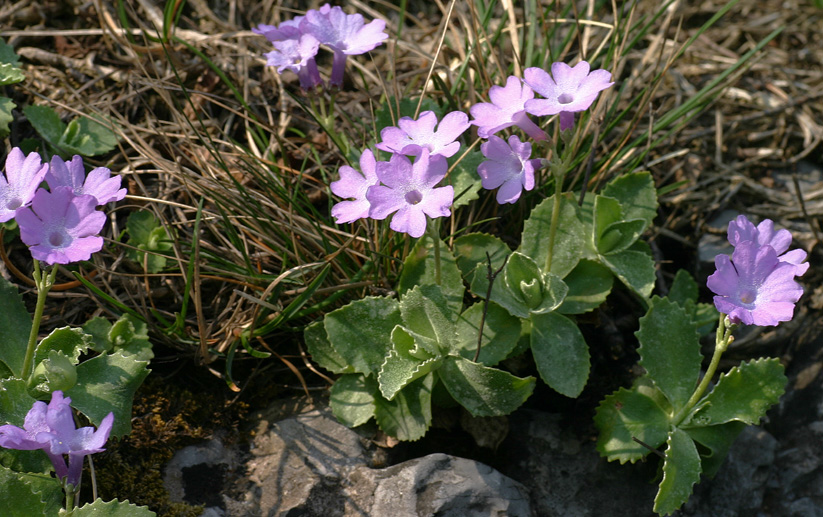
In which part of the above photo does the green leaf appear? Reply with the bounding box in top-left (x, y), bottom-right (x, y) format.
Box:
top-left (636, 297), bottom-right (702, 411)
top-left (0, 276), bottom-right (32, 377)
top-left (602, 171), bottom-right (658, 232)
top-left (654, 427), bottom-right (701, 516)
top-left (453, 232), bottom-right (511, 286)
top-left (109, 314), bottom-right (153, 362)
top-left (329, 374), bottom-right (376, 428)
top-left (598, 219), bottom-right (647, 255)
top-left (504, 252), bottom-right (546, 309)
top-left (323, 296), bottom-right (400, 375)
top-left (374, 373), bottom-right (433, 441)
top-left (399, 284), bottom-right (456, 356)
top-left (530, 312), bottom-right (590, 397)
top-left (0, 97), bottom-right (15, 136)
top-left (470, 263), bottom-right (529, 319)
top-left (397, 236), bottom-right (464, 313)
top-left (668, 270), bottom-right (698, 307)
top-left (689, 358), bottom-right (786, 426)
top-left (33, 327), bottom-right (91, 366)
top-left (684, 421), bottom-right (746, 477)
top-left (58, 115), bottom-right (120, 156)
top-left (304, 321), bottom-right (352, 374)
top-left (23, 105), bottom-right (66, 147)
top-left (519, 193), bottom-right (588, 277)
top-left (450, 149), bottom-right (483, 208)
top-left (594, 381), bottom-right (671, 464)
top-left (0, 447), bottom-right (53, 476)
top-left (0, 39), bottom-right (21, 66)
top-left (0, 466), bottom-right (52, 516)
top-left (0, 63), bottom-right (24, 86)
top-left (11, 470), bottom-right (62, 515)
top-left (82, 317), bottom-right (114, 353)
top-left (27, 350), bottom-right (77, 395)
top-left (379, 336), bottom-right (438, 401)
top-left (600, 242), bottom-right (656, 299)
top-left (557, 259), bottom-right (614, 314)
top-left (593, 194), bottom-right (624, 252)
top-left (66, 350), bottom-right (151, 438)
top-left (60, 498), bottom-right (156, 516)
top-left (126, 211), bottom-right (173, 273)
top-left (438, 356), bottom-right (535, 417)
top-left (0, 378), bottom-right (38, 426)
top-left (453, 301), bottom-right (521, 366)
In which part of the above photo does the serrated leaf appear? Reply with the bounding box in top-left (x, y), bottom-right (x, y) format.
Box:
top-left (654, 427), bottom-right (701, 516)
top-left (82, 317), bottom-right (114, 353)
top-left (378, 341), bottom-right (438, 401)
top-left (637, 297), bottom-right (702, 411)
top-left (557, 259), bottom-right (613, 314)
top-left (0, 378), bottom-right (38, 426)
top-left (304, 320), bottom-right (352, 374)
top-left (689, 358), bottom-right (786, 426)
top-left (374, 373), bottom-right (433, 441)
top-left (13, 471), bottom-right (62, 515)
top-left (65, 350), bottom-right (151, 438)
top-left (519, 193), bottom-right (587, 277)
top-left (399, 284), bottom-right (456, 356)
top-left (668, 270), bottom-right (698, 307)
top-left (0, 97), bottom-right (15, 136)
top-left (684, 421), bottom-right (746, 477)
top-left (329, 374), bottom-right (376, 428)
top-left (397, 236), bottom-right (464, 313)
top-left (60, 498), bottom-right (156, 516)
top-left (28, 350), bottom-right (77, 395)
top-left (530, 312), bottom-right (590, 398)
top-left (453, 232), bottom-right (511, 286)
top-left (33, 327), bottom-right (91, 366)
top-left (0, 466), bottom-right (51, 516)
top-left (323, 296), bottom-right (400, 375)
top-left (453, 301), bottom-right (521, 366)
top-left (0, 39), bottom-right (21, 66)
top-left (58, 115), bottom-right (120, 156)
top-left (109, 314), bottom-right (153, 362)
top-left (0, 276), bottom-right (32, 377)
top-left (594, 383), bottom-right (671, 464)
top-left (602, 171), bottom-right (658, 232)
top-left (450, 149), bottom-right (483, 208)
top-left (24, 105), bottom-right (66, 147)
top-left (438, 356), bottom-right (535, 417)
top-left (600, 242), bottom-right (656, 299)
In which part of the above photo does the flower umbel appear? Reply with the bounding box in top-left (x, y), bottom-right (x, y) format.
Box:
top-left (330, 148), bottom-right (380, 223)
top-left (477, 135), bottom-right (542, 204)
top-left (470, 76), bottom-right (547, 141)
top-left (46, 155), bottom-right (126, 206)
top-left (366, 149), bottom-right (453, 238)
top-left (15, 187), bottom-right (107, 265)
top-left (524, 61), bottom-right (613, 131)
top-left (727, 215), bottom-right (809, 275)
top-left (377, 110), bottom-right (470, 158)
top-left (0, 390), bottom-right (114, 487)
top-left (0, 147), bottom-right (49, 223)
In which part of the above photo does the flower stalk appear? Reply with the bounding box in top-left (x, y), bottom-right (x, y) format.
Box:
top-left (21, 260), bottom-right (58, 380)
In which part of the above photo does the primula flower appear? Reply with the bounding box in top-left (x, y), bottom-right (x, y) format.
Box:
top-left (366, 149), bottom-right (453, 238)
top-left (470, 76), bottom-right (547, 140)
top-left (0, 390), bottom-right (114, 487)
top-left (46, 155), bottom-right (126, 206)
top-left (377, 110), bottom-right (470, 158)
top-left (15, 187), bottom-right (106, 265)
top-left (524, 61), bottom-right (613, 131)
top-left (477, 135), bottom-right (542, 204)
top-left (707, 240), bottom-right (804, 326)
top-left (253, 18), bottom-right (304, 42)
top-left (264, 33), bottom-right (323, 90)
top-left (0, 147), bottom-right (49, 223)
top-left (330, 149), bottom-right (380, 224)
top-left (301, 4), bottom-right (388, 87)
top-left (727, 215), bottom-right (809, 275)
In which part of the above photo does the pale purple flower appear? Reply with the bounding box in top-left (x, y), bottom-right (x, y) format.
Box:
top-left (330, 149), bottom-right (379, 224)
top-left (524, 61), bottom-right (613, 131)
top-left (707, 240), bottom-right (804, 326)
top-left (470, 76), bottom-right (546, 140)
top-left (377, 110), bottom-right (470, 158)
top-left (264, 33), bottom-right (323, 89)
top-left (15, 187), bottom-right (106, 265)
top-left (727, 215), bottom-right (809, 275)
top-left (366, 149), bottom-right (453, 238)
top-left (0, 147), bottom-right (49, 223)
top-left (477, 135), bottom-right (541, 204)
top-left (301, 4), bottom-right (388, 87)
top-left (253, 18), bottom-right (304, 42)
top-left (0, 391), bottom-right (114, 487)
top-left (46, 155), bottom-right (126, 206)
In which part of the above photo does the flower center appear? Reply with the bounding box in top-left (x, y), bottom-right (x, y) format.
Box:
top-left (557, 93), bottom-right (574, 105)
top-left (405, 190), bottom-right (423, 205)
top-left (48, 231), bottom-right (65, 247)
top-left (6, 197), bottom-right (22, 210)
top-left (738, 288), bottom-right (757, 305)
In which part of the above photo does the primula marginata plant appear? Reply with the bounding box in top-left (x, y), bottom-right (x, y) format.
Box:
top-left (0, 147), bottom-right (153, 516)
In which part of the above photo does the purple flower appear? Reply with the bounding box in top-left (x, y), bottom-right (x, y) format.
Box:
top-left (727, 215), bottom-right (809, 275)
top-left (707, 240), bottom-right (804, 326)
top-left (377, 110), bottom-right (470, 158)
top-left (524, 61), bottom-right (613, 131)
top-left (301, 4), bottom-right (388, 87)
top-left (470, 76), bottom-right (547, 140)
top-left (46, 155), bottom-right (126, 206)
top-left (0, 147), bottom-right (49, 223)
top-left (0, 391), bottom-right (114, 487)
top-left (264, 33), bottom-right (323, 89)
top-left (477, 135), bottom-right (542, 204)
top-left (330, 149), bottom-right (380, 224)
top-left (366, 149), bottom-right (453, 238)
top-left (253, 18), bottom-right (304, 42)
top-left (15, 187), bottom-right (106, 265)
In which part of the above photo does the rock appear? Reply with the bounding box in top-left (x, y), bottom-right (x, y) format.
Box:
top-left (163, 436), bottom-right (239, 515)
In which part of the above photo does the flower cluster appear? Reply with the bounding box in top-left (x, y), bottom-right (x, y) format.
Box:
top-left (254, 4), bottom-right (388, 89)
top-left (707, 215), bottom-right (807, 326)
top-left (1, 148), bottom-right (125, 264)
top-left (0, 390), bottom-right (113, 488)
